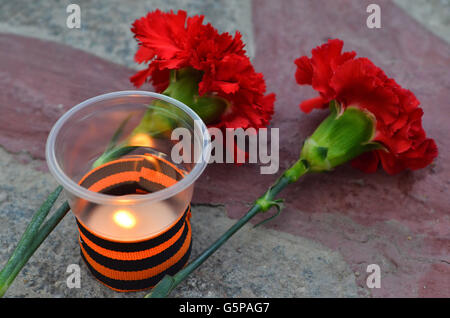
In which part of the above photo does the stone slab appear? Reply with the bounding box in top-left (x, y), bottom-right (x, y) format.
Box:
top-left (0, 0), bottom-right (254, 68)
top-left (394, 0), bottom-right (450, 43)
top-left (245, 0), bottom-right (450, 297)
top-left (0, 148), bottom-right (359, 297)
top-left (0, 0), bottom-right (448, 298)
top-left (0, 33), bottom-right (135, 163)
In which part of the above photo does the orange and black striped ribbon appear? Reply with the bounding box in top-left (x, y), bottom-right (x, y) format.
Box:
top-left (76, 154), bottom-right (192, 292)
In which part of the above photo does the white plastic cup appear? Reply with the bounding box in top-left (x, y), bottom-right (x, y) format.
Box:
top-left (46, 91), bottom-right (210, 242)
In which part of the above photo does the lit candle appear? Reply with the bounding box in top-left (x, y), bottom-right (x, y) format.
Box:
top-left (46, 91), bottom-right (210, 291)
top-left (75, 199), bottom-right (184, 241)
top-left (72, 154), bottom-right (193, 291)
top-left (113, 210), bottom-right (136, 229)
top-left (73, 154), bottom-right (189, 241)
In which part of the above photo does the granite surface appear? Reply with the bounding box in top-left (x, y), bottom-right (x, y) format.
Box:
top-left (394, 0), bottom-right (450, 43)
top-left (0, 0), bottom-right (254, 68)
top-left (248, 0), bottom-right (449, 297)
top-left (0, 147), bottom-right (359, 297)
top-left (0, 0), bottom-right (448, 298)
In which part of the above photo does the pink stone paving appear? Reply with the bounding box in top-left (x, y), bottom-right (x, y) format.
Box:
top-left (0, 0), bottom-right (448, 297)
top-left (247, 0), bottom-right (449, 297)
top-left (0, 34), bottom-right (135, 163)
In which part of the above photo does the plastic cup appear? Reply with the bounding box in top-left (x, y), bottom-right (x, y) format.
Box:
top-left (46, 91), bottom-right (210, 242)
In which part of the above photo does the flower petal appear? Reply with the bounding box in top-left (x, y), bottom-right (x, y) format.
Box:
top-left (299, 96), bottom-right (328, 113)
top-left (294, 39), bottom-right (437, 174)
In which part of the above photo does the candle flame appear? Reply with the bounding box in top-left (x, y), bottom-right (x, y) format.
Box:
top-left (129, 133), bottom-right (155, 147)
top-left (113, 210), bottom-right (136, 229)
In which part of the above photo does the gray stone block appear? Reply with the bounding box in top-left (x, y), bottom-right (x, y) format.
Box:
top-left (0, 0), bottom-right (255, 68)
top-left (0, 148), bottom-right (358, 297)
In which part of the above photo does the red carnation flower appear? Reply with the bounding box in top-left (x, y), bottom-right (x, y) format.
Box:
top-left (294, 39), bottom-right (437, 175)
top-left (130, 10), bottom-right (275, 130)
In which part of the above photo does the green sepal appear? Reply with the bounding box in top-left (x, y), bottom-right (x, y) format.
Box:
top-left (191, 95), bottom-right (228, 125)
top-left (300, 100), bottom-right (381, 172)
top-left (253, 199), bottom-right (284, 228)
top-left (129, 67), bottom-right (228, 142)
top-left (163, 67), bottom-right (228, 125)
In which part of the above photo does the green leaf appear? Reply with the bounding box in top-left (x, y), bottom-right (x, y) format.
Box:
top-left (106, 114), bottom-right (133, 152)
top-left (92, 146), bottom-right (138, 168)
top-left (145, 275), bottom-right (176, 298)
top-left (253, 199), bottom-right (284, 228)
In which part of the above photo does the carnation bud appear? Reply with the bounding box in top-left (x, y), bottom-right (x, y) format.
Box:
top-left (301, 100), bottom-right (380, 172)
top-left (131, 67), bottom-right (228, 139)
top-left (285, 100), bottom-right (380, 182)
top-left (164, 68), bottom-right (227, 125)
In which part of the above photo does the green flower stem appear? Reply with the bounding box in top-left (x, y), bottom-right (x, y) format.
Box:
top-left (145, 160), bottom-right (309, 298)
top-left (0, 69), bottom-right (200, 296)
top-left (0, 96), bottom-right (178, 297)
top-left (0, 201), bottom-right (70, 297)
top-left (0, 186), bottom-right (67, 297)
